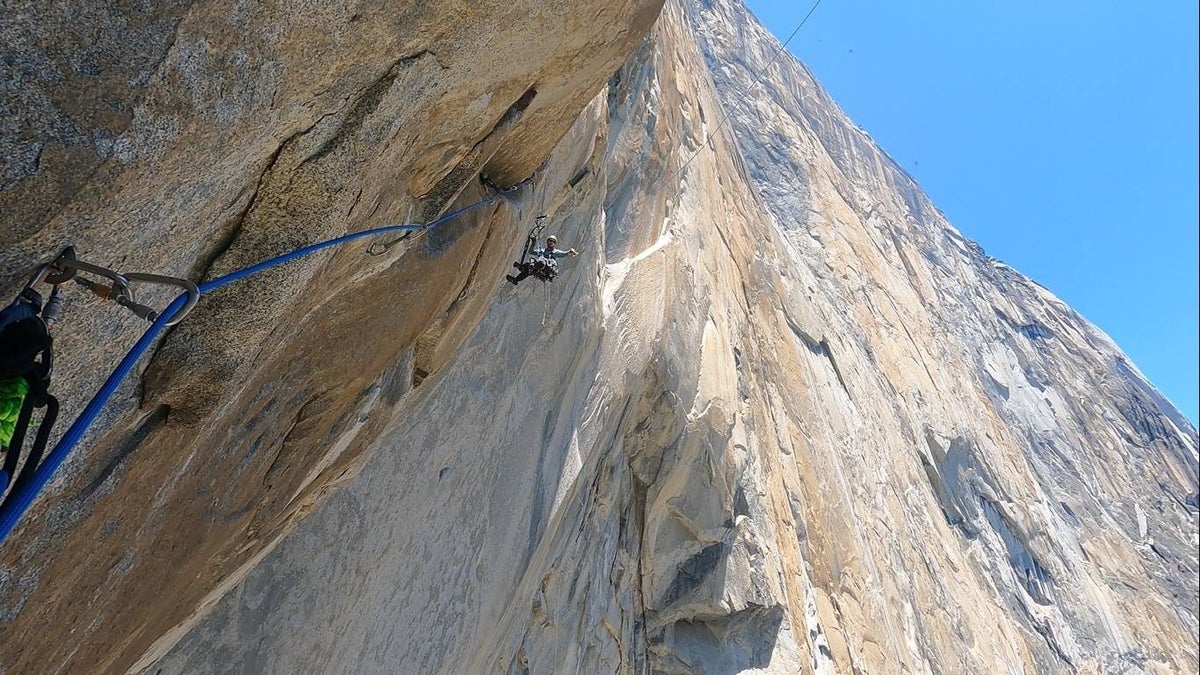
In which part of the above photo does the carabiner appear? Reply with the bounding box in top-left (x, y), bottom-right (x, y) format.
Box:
top-left (120, 273), bottom-right (200, 326)
top-left (45, 247), bottom-right (200, 326)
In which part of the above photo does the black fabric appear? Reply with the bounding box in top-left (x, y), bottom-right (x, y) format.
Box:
top-left (0, 292), bottom-right (53, 396)
top-left (509, 258), bottom-right (557, 285)
top-left (0, 319), bottom-right (51, 384)
top-left (0, 292), bottom-right (56, 497)
top-left (2, 395), bottom-right (33, 480)
top-left (12, 394), bottom-right (57, 491)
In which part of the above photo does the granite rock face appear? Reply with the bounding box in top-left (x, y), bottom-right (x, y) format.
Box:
top-left (3, 0), bottom-right (1197, 673)
top-left (0, 0), bottom-right (663, 671)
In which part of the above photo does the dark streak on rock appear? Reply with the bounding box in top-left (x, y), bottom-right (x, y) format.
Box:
top-left (77, 404), bottom-right (171, 501)
top-left (418, 85), bottom-right (538, 224)
top-left (661, 542), bottom-right (725, 607)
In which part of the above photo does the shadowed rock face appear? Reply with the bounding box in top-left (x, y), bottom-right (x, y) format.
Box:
top-left (0, 0), bottom-right (663, 672)
top-left (3, 0), bottom-right (1197, 673)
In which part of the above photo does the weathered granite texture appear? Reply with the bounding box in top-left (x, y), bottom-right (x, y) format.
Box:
top-left (3, 0), bottom-right (1196, 673)
top-left (0, 0), bottom-right (663, 671)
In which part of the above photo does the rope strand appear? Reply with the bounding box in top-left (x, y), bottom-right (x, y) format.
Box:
top-left (672, 0), bottom-right (824, 183)
top-left (0, 189), bottom-right (513, 543)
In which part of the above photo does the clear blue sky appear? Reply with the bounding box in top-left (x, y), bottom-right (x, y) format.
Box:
top-left (745, 0), bottom-right (1199, 424)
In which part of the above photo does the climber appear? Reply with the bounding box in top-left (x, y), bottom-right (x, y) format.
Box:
top-left (0, 247), bottom-right (196, 500)
top-left (506, 234), bottom-right (578, 285)
top-left (0, 278), bottom-right (60, 495)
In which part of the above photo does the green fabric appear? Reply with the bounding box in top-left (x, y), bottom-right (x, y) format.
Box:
top-left (0, 376), bottom-right (29, 449)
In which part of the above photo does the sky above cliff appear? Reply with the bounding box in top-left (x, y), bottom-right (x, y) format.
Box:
top-left (745, 0), bottom-right (1199, 423)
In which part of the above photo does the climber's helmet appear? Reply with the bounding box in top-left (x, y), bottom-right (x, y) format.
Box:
top-left (546, 235), bottom-right (557, 249)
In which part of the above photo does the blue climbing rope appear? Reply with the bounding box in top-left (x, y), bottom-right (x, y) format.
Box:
top-left (0, 190), bottom-right (511, 543)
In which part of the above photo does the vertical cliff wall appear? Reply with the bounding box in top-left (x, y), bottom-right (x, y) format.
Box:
top-left (3, 0), bottom-right (1196, 673)
top-left (0, 0), bottom-right (664, 671)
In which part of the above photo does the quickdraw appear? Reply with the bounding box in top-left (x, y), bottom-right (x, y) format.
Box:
top-left (0, 248), bottom-right (198, 497)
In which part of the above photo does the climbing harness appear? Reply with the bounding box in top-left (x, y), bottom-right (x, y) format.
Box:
top-left (0, 178), bottom-right (527, 544)
top-left (0, 272), bottom-right (58, 496)
top-left (0, 249), bottom-right (197, 499)
top-left (509, 215), bottom-right (561, 285)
